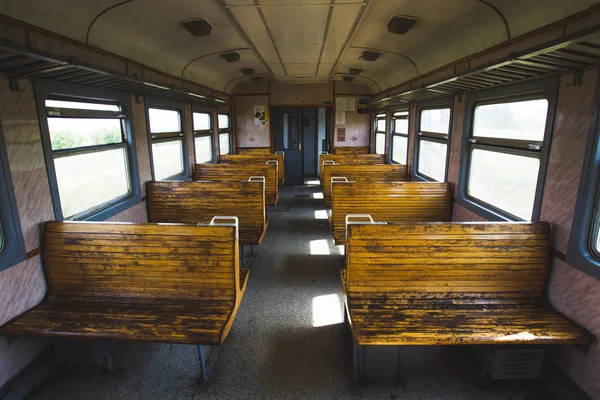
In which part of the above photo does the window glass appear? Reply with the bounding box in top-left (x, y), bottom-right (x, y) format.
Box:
top-left (376, 119), bottom-right (386, 132)
top-left (468, 149), bottom-right (540, 220)
top-left (375, 133), bottom-right (385, 155)
top-left (152, 140), bottom-right (184, 180)
top-left (394, 118), bottom-right (408, 134)
top-left (418, 140), bottom-right (447, 182)
top-left (218, 114), bottom-right (230, 129)
top-left (148, 108), bottom-right (181, 133)
top-left (283, 113), bottom-right (300, 150)
top-left (56, 148), bottom-right (130, 218)
top-left (219, 133), bottom-right (231, 155)
top-left (193, 112), bottom-right (211, 131)
top-left (48, 118), bottom-right (123, 151)
top-left (392, 135), bottom-right (408, 164)
top-left (473, 99), bottom-right (548, 141)
top-left (421, 108), bottom-right (450, 133)
top-left (195, 136), bottom-right (212, 163)
top-left (46, 99), bottom-right (120, 112)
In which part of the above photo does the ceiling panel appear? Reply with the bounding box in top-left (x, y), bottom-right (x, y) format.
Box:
top-left (227, 5), bottom-right (272, 46)
top-left (325, 4), bottom-right (364, 44)
top-left (261, 5), bottom-right (329, 45)
top-left (255, 45), bottom-right (281, 64)
top-left (320, 45), bottom-right (344, 64)
top-left (278, 45), bottom-right (322, 64)
top-left (284, 63), bottom-right (319, 76)
top-left (317, 63), bottom-right (335, 77)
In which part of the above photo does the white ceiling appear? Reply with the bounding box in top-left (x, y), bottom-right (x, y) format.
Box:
top-left (1, 0), bottom-right (598, 94)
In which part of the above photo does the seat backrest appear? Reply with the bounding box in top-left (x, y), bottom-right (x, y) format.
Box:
top-left (331, 182), bottom-right (452, 244)
top-left (334, 146), bottom-right (370, 155)
top-left (194, 163), bottom-right (278, 205)
top-left (237, 147), bottom-right (271, 155)
top-left (319, 154), bottom-right (385, 185)
top-left (44, 221), bottom-right (240, 301)
top-left (346, 222), bottom-right (550, 300)
top-left (322, 164), bottom-right (409, 205)
top-left (147, 180), bottom-right (266, 245)
top-left (220, 153), bottom-right (284, 185)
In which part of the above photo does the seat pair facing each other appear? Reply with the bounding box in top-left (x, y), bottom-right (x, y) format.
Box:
top-left (1, 219), bottom-right (247, 382)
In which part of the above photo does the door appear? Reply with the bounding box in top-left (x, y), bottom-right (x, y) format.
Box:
top-left (273, 107), bottom-right (303, 185)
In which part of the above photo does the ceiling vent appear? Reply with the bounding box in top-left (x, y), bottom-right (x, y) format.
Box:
top-left (349, 68), bottom-right (362, 75)
top-left (241, 68), bottom-right (255, 76)
top-left (222, 53), bottom-right (241, 62)
top-left (387, 15), bottom-right (417, 35)
top-left (181, 18), bottom-right (212, 37)
top-left (343, 76), bottom-right (354, 82)
top-left (360, 51), bottom-right (380, 62)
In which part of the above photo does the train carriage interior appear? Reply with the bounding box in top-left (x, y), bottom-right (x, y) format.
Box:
top-left (1, 0), bottom-right (600, 399)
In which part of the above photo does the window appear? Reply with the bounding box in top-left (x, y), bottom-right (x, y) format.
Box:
top-left (414, 100), bottom-right (452, 182)
top-left (374, 112), bottom-right (386, 154)
top-left (282, 112), bottom-right (300, 150)
top-left (146, 100), bottom-right (187, 180)
top-left (193, 111), bottom-right (213, 163)
top-left (0, 119), bottom-right (26, 272)
top-left (218, 113), bottom-right (232, 155)
top-left (36, 81), bottom-right (141, 221)
top-left (391, 109), bottom-right (409, 164)
top-left (567, 77), bottom-right (600, 279)
top-left (458, 79), bottom-right (557, 222)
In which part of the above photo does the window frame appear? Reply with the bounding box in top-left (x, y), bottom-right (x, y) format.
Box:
top-left (457, 78), bottom-right (558, 222)
top-left (413, 97), bottom-right (454, 182)
top-left (390, 107), bottom-right (409, 164)
top-left (218, 112), bottom-right (232, 155)
top-left (567, 76), bottom-right (600, 280)
top-left (373, 111), bottom-right (387, 155)
top-left (145, 98), bottom-right (189, 180)
top-left (35, 80), bottom-right (142, 221)
top-left (192, 108), bottom-right (215, 164)
top-left (0, 119), bottom-right (26, 272)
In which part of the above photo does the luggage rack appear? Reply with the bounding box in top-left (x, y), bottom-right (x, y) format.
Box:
top-left (0, 38), bottom-right (231, 107)
top-left (372, 24), bottom-right (600, 106)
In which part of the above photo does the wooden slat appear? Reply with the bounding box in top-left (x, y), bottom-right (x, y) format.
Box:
top-left (193, 163), bottom-right (279, 205)
top-left (333, 146), bottom-right (370, 155)
top-left (147, 180), bottom-right (267, 245)
top-left (220, 154), bottom-right (285, 185)
top-left (330, 182), bottom-right (452, 245)
top-left (237, 147), bottom-right (271, 155)
top-left (319, 154), bottom-right (385, 185)
top-left (323, 164), bottom-right (409, 206)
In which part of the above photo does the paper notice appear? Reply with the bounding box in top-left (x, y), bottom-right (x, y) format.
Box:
top-left (336, 97), bottom-right (347, 111)
top-left (346, 97), bottom-right (356, 112)
top-left (335, 111), bottom-right (346, 125)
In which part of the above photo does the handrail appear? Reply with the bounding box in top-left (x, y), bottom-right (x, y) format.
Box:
top-left (248, 176), bottom-right (266, 183)
top-left (345, 214), bottom-right (387, 240)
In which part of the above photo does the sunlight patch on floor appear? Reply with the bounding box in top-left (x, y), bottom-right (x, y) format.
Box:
top-left (314, 210), bottom-right (328, 220)
top-left (336, 245), bottom-right (345, 256)
top-left (310, 239), bottom-right (330, 255)
top-left (312, 192), bottom-right (324, 199)
top-left (312, 294), bottom-right (344, 327)
top-left (306, 179), bottom-right (320, 185)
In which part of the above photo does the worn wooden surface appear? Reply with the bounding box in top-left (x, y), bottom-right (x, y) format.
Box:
top-left (343, 222), bottom-right (593, 346)
top-left (330, 182), bottom-right (452, 245)
top-left (322, 164), bottom-right (409, 206)
top-left (1, 221), bottom-right (246, 345)
top-left (220, 153), bottom-right (285, 185)
top-left (147, 180), bottom-right (267, 245)
top-left (193, 163), bottom-right (278, 206)
top-left (237, 147), bottom-right (271, 155)
top-left (319, 154), bottom-right (385, 185)
top-left (334, 146), bottom-right (370, 155)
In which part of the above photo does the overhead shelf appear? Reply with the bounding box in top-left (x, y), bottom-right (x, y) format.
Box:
top-left (373, 24), bottom-right (600, 107)
top-left (0, 39), bottom-right (231, 107)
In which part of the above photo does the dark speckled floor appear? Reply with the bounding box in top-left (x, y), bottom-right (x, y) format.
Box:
top-left (29, 182), bottom-right (545, 400)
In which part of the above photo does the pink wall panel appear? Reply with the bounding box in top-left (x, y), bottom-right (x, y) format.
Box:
top-left (548, 257), bottom-right (600, 399)
top-left (235, 95), bottom-right (270, 148)
top-left (334, 97), bottom-right (370, 148)
top-left (451, 203), bottom-right (487, 222)
top-left (130, 96), bottom-right (153, 198)
top-left (107, 201), bottom-right (148, 223)
top-left (447, 96), bottom-right (465, 199)
top-left (540, 71), bottom-right (598, 254)
top-left (0, 336), bottom-right (47, 389)
top-left (0, 256), bottom-right (46, 326)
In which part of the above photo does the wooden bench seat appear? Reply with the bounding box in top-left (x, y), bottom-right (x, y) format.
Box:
top-left (194, 163), bottom-right (279, 206)
top-left (147, 180), bottom-right (268, 246)
top-left (334, 146), bottom-right (369, 155)
top-left (1, 221), bottom-right (247, 348)
top-left (319, 154), bottom-right (384, 186)
top-left (343, 222), bottom-right (592, 351)
top-left (322, 164), bottom-right (409, 206)
top-left (237, 147), bottom-right (271, 155)
top-left (220, 153), bottom-right (285, 185)
top-left (330, 182), bottom-right (452, 245)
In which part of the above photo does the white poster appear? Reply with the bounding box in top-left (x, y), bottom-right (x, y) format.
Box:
top-left (254, 106), bottom-right (268, 125)
top-left (346, 97), bottom-right (356, 112)
top-left (335, 111), bottom-right (346, 125)
top-left (336, 97), bottom-right (347, 111)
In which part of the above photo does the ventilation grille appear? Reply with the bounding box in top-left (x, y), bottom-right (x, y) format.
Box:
top-left (478, 347), bottom-right (544, 380)
top-left (54, 340), bottom-right (113, 366)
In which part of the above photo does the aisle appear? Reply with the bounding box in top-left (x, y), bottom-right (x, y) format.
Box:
top-left (30, 182), bottom-right (542, 400)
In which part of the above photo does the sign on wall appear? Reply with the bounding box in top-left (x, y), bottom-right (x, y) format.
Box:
top-left (336, 127), bottom-right (346, 142)
top-left (254, 106), bottom-right (268, 125)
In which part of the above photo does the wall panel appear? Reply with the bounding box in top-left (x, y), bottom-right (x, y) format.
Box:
top-left (235, 95), bottom-right (270, 148)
